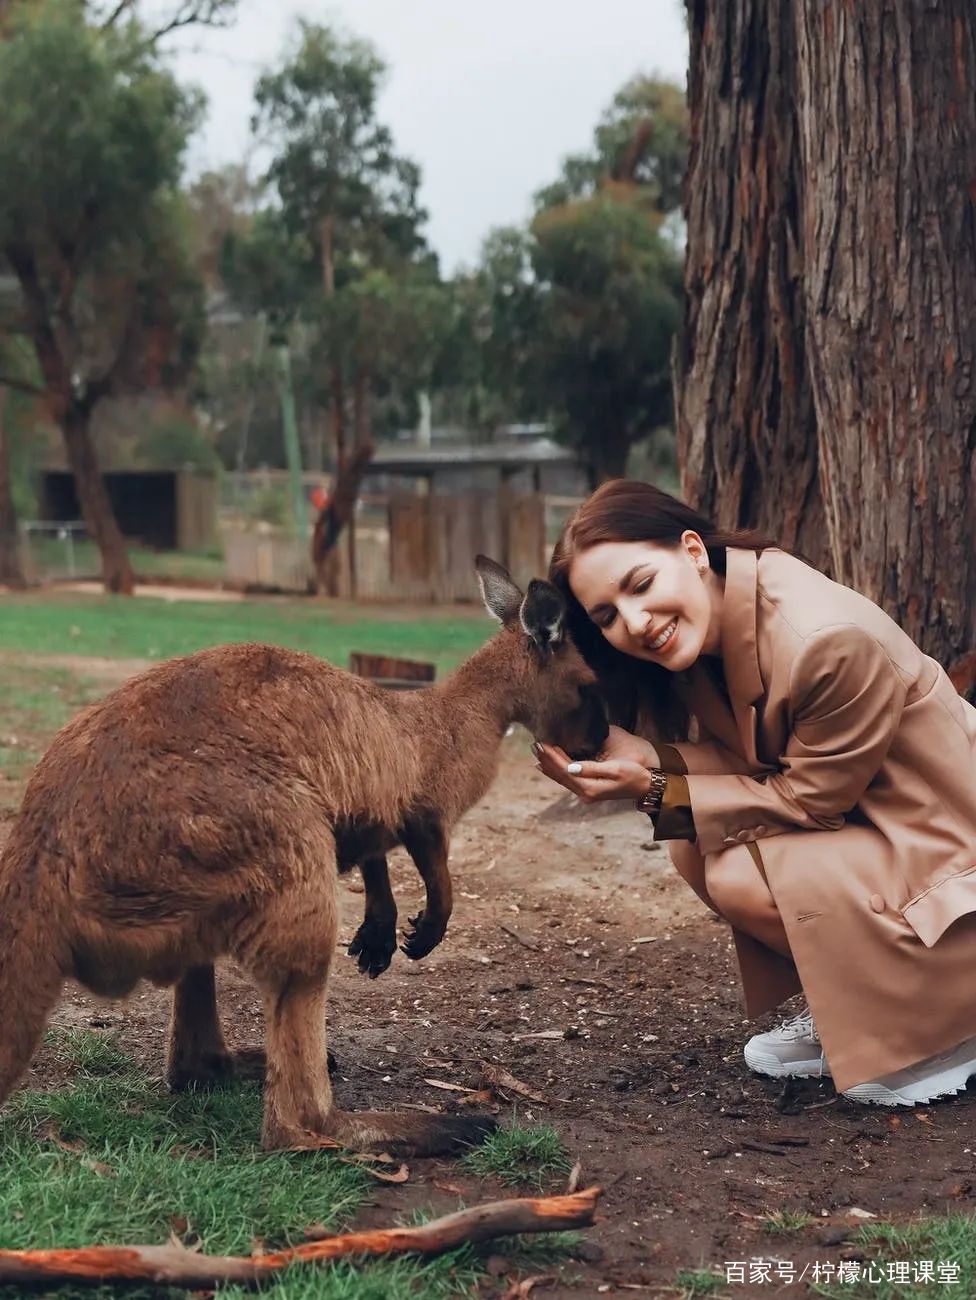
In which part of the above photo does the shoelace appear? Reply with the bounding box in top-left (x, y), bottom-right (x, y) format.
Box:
top-left (779, 1009), bottom-right (819, 1042)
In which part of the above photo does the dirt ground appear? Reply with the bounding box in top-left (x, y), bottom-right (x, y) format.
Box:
top-left (4, 654), bottom-right (975, 1298)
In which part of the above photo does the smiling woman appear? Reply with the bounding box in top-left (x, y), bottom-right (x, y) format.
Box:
top-left (534, 479), bottom-right (976, 1112)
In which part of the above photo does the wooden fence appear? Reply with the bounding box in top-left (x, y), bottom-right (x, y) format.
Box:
top-left (223, 492), bottom-right (557, 601)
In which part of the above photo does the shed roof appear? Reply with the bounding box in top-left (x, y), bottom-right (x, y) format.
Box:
top-left (365, 437), bottom-right (578, 476)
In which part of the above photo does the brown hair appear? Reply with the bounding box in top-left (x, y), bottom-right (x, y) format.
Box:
top-left (549, 479), bottom-right (780, 741)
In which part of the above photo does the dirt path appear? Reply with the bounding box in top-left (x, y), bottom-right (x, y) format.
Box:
top-left (7, 656), bottom-right (976, 1296)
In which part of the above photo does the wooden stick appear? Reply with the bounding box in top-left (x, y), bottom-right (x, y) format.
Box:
top-left (0, 1186), bottom-right (602, 1289)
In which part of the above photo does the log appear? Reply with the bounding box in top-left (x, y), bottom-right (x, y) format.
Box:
top-left (0, 1186), bottom-right (602, 1289)
top-left (349, 652), bottom-right (436, 692)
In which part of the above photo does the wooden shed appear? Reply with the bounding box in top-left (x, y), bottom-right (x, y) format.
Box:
top-left (39, 469), bottom-right (217, 551)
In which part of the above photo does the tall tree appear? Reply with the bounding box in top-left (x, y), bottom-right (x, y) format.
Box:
top-left (0, 3), bottom-right (205, 592)
top-left (470, 76), bottom-right (688, 484)
top-left (250, 20), bottom-right (432, 588)
top-left (676, 1), bottom-right (976, 666)
top-left (530, 196), bottom-right (683, 482)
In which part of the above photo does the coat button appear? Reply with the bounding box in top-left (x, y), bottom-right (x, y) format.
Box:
top-left (869, 894), bottom-right (885, 914)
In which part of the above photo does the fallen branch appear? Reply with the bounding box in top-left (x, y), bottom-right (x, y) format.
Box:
top-left (0, 1187), bottom-right (602, 1289)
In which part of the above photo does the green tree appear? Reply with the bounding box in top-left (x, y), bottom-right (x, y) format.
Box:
top-left (248, 20), bottom-right (435, 590)
top-left (0, 0), bottom-right (222, 593)
top-left (467, 75), bottom-right (688, 483)
top-left (530, 195), bottom-right (683, 482)
top-left (535, 75), bottom-right (689, 216)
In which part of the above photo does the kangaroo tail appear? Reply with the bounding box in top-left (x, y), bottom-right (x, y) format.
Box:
top-left (0, 841), bottom-right (65, 1110)
top-left (329, 1108), bottom-right (497, 1158)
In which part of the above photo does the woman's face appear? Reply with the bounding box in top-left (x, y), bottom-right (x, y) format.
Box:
top-left (568, 533), bottom-right (723, 671)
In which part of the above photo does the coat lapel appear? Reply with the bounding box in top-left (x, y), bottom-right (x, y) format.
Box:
top-left (678, 661), bottom-right (744, 756)
top-left (718, 548), bottom-right (765, 769)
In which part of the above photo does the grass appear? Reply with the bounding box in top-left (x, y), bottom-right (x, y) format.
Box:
top-left (673, 1268), bottom-right (728, 1297)
top-left (0, 591), bottom-right (489, 674)
top-left (0, 661), bottom-right (104, 782)
top-left (24, 538), bottom-right (227, 585)
top-left (461, 1119), bottom-right (572, 1191)
top-left (813, 1216), bottom-right (972, 1298)
top-left (762, 1208), bottom-right (816, 1235)
top-left (0, 1032), bottom-right (576, 1299)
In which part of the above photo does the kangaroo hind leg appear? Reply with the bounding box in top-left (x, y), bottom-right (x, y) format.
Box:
top-left (166, 964), bottom-right (238, 1091)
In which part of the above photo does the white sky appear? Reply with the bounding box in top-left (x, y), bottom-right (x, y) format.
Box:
top-left (169, 0), bottom-right (689, 274)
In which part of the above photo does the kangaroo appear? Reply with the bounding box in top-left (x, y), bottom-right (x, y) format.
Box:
top-left (0, 556), bottom-right (608, 1154)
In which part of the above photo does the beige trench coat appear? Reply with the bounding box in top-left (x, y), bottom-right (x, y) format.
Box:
top-left (656, 547), bottom-right (976, 1092)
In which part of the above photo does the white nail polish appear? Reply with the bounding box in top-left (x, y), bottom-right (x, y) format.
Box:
top-left (566, 762), bottom-right (582, 774)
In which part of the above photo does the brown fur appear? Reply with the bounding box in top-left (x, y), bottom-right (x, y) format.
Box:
top-left (0, 562), bottom-right (606, 1153)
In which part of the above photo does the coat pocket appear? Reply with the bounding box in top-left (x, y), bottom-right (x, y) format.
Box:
top-left (901, 864), bottom-right (976, 948)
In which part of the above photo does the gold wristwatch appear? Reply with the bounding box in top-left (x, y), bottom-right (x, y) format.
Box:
top-left (635, 768), bottom-right (669, 817)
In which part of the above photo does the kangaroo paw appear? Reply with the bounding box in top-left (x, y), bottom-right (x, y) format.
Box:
top-left (167, 1049), bottom-right (235, 1092)
top-left (348, 917), bottom-right (397, 978)
top-left (169, 1047), bottom-right (339, 1090)
top-left (400, 910), bottom-right (447, 961)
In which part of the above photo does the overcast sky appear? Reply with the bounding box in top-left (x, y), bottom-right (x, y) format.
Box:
top-left (169, 1), bottom-right (689, 274)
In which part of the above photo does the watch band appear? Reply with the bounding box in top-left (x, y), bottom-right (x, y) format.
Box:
top-left (635, 768), bottom-right (669, 817)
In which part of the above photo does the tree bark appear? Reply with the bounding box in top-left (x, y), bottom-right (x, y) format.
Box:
top-left (63, 402), bottom-right (135, 595)
top-left (794, 1), bottom-right (976, 663)
top-left (676, 0), bottom-right (827, 566)
top-left (0, 386), bottom-right (26, 588)
top-left (679, 0), bottom-right (976, 664)
top-left (6, 242), bottom-right (135, 595)
top-left (310, 440), bottom-right (374, 595)
top-left (0, 1187), bottom-right (601, 1288)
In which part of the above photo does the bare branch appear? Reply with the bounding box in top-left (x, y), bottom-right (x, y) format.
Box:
top-left (98, 0), bottom-right (136, 29)
top-left (95, 0), bottom-right (237, 45)
top-left (0, 1187), bottom-right (602, 1288)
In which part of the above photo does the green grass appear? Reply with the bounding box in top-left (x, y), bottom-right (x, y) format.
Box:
top-left (25, 538), bottom-right (228, 584)
top-left (814, 1215), bottom-right (972, 1298)
top-left (461, 1120), bottom-right (572, 1191)
top-left (673, 1268), bottom-right (728, 1297)
top-left (0, 591), bottom-right (490, 673)
top-left (0, 662), bottom-right (104, 780)
top-left (762, 1209), bottom-right (815, 1235)
top-left (0, 1033), bottom-right (574, 1299)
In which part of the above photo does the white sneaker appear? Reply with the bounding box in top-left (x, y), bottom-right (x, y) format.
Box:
top-left (744, 1008), bottom-right (829, 1079)
top-left (842, 1035), bottom-right (976, 1107)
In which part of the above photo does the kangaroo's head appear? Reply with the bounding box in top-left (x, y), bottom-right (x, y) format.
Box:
top-left (476, 555), bottom-right (609, 759)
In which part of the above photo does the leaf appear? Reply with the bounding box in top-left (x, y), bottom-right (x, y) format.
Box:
top-left (482, 1063), bottom-right (550, 1104)
top-left (340, 1156), bottom-right (410, 1183)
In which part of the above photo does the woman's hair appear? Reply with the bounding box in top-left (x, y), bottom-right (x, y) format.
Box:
top-left (549, 479), bottom-right (779, 741)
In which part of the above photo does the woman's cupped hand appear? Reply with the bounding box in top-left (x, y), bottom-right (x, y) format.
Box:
top-left (532, 725), bottom-right (659, 803)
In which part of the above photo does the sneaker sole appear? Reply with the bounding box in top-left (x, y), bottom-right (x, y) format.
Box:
top-left (843, 1060), bottom-right (976, 1107)
top-left (744, 1044), bottom-right (829, 1080)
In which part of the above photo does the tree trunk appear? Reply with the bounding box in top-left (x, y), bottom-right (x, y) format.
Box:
top-left (6, 241), bottom-right (135, 595)
top-left (679, 0), bottom-right (976, 665)
top-left (310, 441), bottom-right (374, 596)
top-left (0, 387), bottom-right (26, 589)
top-left (63, 403), bottom-right (135, 595)
top-left (794, 1), bottom-right (976, 663)
top-left (676, 0), bottom-right (827, 567)
top-left (589, 427), bottom-right (631, 484)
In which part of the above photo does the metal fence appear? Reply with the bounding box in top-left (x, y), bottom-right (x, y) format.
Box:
top-left (18, 521), bottom-right (98, 582)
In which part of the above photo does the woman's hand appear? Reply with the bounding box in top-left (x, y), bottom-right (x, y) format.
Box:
top-left (598, 725), bottom-right (660, 769)
top-left (532, 740), bottom-right (655, 804)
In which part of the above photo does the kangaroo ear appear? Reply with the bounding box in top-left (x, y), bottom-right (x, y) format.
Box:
top-left (475, 554), bottom-right (523, 624)
top-left (519, 579), bottom-right (566, 653)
